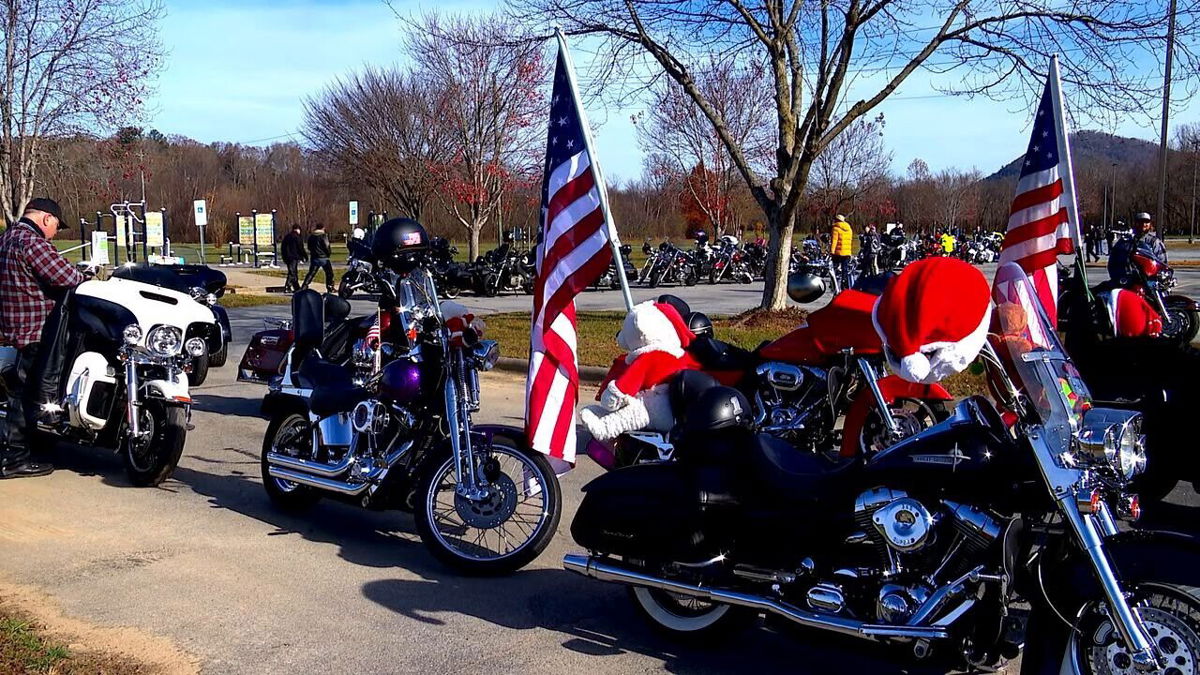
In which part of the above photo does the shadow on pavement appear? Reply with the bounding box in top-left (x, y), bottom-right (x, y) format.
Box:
top-left (172, 464), bottom-right (442, 573)
top-left (361, 574), bottom-right (945, 675)
top-left (190, 393), bottom-right (266, 419)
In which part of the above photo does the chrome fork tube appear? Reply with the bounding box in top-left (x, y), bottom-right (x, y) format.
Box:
top-left (857, 358), bottom-right (898, 437)
top-left (1059, 494), bottom-right (1161, 670)
top-left (124, 355), bottom-right (141, 436)
top-left (445, 351), bottom-right (483, 499)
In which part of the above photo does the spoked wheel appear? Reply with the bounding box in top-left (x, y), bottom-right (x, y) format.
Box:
top-left (858, 397), bottom-right (948, 457)
top-left (414, 440), bottom-right (561, 575)
top-left (1059, 584), bottom-right (1200, 675)
top-left (441, 285), bottom-right (461, 300)
top-left (682, 267), bottom-right (698, 286)
top-left (1161, 299), bottom-right (1200, 346)
top-left (124, 401), bottom-right (186, 487)
top-left (337, 275), bottom-right (357, 300)
top-left (630, 585), bottom-right (753, 639)
top-left (260, 412), bottom-right (321, 510)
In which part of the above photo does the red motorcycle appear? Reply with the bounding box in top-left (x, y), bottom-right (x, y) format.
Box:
top-left (599, 288), bottom-right (953, 468)
top-left (1122, 251), bottom-right (1199, 345)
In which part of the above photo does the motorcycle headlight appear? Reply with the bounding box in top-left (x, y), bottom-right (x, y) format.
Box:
top-left (471, 339), bottom-right (500, 371)
top-left (1078, 408), bottom-right (1147, 480)
top-left (185, 337), bottom-right (207, 357)
top-left (122, 324), bottom-right (143, 345)
top-left (147, 325), bottom-right (183, 357)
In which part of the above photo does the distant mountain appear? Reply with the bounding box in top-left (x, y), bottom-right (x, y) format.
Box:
top-left (986, 130), bottom-right (1158, 182)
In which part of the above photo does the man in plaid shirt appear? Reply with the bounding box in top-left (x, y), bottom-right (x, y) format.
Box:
top-left (0, 198), bottom-right (84, 479)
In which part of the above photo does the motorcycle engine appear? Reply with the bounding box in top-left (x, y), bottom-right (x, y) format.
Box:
top-left (852, 488), bottom-right (1004, 624)
top-left (754, 362), bottom-right (829, 450)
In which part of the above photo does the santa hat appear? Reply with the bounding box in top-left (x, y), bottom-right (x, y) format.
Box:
top-left (618, 301), bottom-right (693, 364)
top-left (872, 257), bottom-right (992, 384)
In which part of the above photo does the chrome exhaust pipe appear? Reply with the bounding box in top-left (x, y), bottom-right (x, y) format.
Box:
top-left (266, 451), bottom-right (352, 478)
top-left (268, 466), bottom-right (371, 495)
top-left (563, 554), bottom-right (949, 641)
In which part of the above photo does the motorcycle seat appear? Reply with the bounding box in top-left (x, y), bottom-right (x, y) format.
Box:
top-left (751, 434), bottom-right (856, 500)
top-left (301, 357), bottom-right (369, 417)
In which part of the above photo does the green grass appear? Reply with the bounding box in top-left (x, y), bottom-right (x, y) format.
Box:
top-left (218, 293), bottom-right (292, 308)
top-left (0, 616), bottom-right (69, 673)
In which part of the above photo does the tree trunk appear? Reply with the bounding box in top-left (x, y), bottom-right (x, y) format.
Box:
top-left (761, 213), bottom-right (794, 310)
top-left (469, 225), bottom-right (481, 262)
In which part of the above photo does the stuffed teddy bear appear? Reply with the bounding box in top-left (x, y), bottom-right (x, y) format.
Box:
top-left (579, 300), bottom-right (696, 442)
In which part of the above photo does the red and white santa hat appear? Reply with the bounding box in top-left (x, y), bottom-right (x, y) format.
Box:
top-left (872, 257), bottom-right (992, 384)
top-left (618, 300), bottom-right (694, 364)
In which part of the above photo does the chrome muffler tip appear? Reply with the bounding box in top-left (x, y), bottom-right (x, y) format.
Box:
top-left (562, 553), bottom-right (593, 577)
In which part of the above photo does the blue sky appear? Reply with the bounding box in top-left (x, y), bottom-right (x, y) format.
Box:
top-left (149, 0), bottom-right (1197, 183)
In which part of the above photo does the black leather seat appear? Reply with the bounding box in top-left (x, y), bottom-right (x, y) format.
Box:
top-left (751, 434), bottom-right (856, 500)
top-left (301, 357), bottom-right (369, 417)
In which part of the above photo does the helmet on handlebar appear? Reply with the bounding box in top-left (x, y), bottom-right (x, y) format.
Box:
top-left (372, 218), bottom-right (430, 271)
top-left (787, 272), bottom-right (826, 304)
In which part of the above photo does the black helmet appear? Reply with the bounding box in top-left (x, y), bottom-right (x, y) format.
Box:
top-left (787, 272), bottom-right (826, 303)
top-left (658, 241), bottom-right (670, 251)
top-left (695, 231), bottom-right (709, 244)
top-left (371, 218), bottom-right (429, 271)
top-left (619, 243), bottom-right (632, 256)
top-left (655, 294), bottom-right (691, 318)
top-left (669, 370), bottom-right (719, 416)
top-left (685, 311), bottom-right (713, 337)
top-left (431, 236), bottom-right (451, 252)
top-left (682, 386), bottom-right (753, 434)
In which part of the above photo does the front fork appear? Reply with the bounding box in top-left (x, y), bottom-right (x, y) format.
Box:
top-left (445, 351), bottom-right (487, 500)
top-left (857, 358), bottom-right (899, 437)
top-left (124, 357), bottom-right (142, 437)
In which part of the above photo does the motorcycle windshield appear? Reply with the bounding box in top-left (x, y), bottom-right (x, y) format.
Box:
top-left (990, 263), bottom-right (1091, 432)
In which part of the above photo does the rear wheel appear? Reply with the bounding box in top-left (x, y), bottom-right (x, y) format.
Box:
top-left (260, 411), bottom-right (321, 511)
top-left (630, 585), bottom-right (754, 639)
top-left (1161, 298), bottom-right (1199, 346)
top-left (124, 401), bottom-right (186, 486)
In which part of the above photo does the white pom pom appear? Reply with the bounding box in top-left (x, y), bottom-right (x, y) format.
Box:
top-left (896, 352), bottom-right (932, 384)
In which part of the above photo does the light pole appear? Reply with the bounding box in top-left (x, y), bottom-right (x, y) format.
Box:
top-left (1191, 151), bottom-right (1198, 244)
top-left (1157, 0), bottom-right (1178, 229)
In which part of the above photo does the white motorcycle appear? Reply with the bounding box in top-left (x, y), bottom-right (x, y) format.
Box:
top-left (0, 273), bottom-right (221, 486)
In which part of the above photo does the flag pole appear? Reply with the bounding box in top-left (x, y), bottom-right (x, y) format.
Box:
top-left (1048, 55), bottom-right (1088, 288)
top-left (555, 28), bottom-right (635, 313)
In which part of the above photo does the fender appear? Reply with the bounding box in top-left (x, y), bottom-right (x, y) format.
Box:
top-left (211, 304), bottom-right (232, 344)
top-left (473, 423), bottom-right (574, 474)
top-left (839, 375), bottom-right (953, 458)
top-left (144, 374), bottom-right (192, 405)
top-left (1166, 293), bottom-right (1200, 312)
top-left (261, 390), bottom-right (309, 419)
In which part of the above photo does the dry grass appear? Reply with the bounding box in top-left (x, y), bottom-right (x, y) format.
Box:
top-left (0, 607), bottom-right (150, 675)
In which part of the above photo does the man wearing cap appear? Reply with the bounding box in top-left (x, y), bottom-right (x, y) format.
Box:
top-left (1132, 212), bottom-right (1167, 262)
top-left (0, 198), bottom-right (85, 478)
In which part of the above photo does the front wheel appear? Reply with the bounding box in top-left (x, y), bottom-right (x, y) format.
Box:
top-left (337, 275), bottom-right (357, 300)
top-left (1022, 583), bottom-right (1200, 675)
top-left (414, 441), bottom-right (561, 575)
top-left (681, 267), bottom-right (698, 286)
top-left (123, 401), bottom-right (186, 486)
top-left (208, 340), bottom-right (229, 368)
top-left (630, 585), bottom-right (754, 640)
top-left (441, 284), bottom-right (461, 300)
top-left (188, 354), bottom-right (209, 386)
top-left (1161, 298), bottom-right (1200, 346)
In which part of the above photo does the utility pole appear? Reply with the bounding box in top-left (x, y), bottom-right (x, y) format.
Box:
top-left (1191, 152), bottom-right (1198, 244)
top-left (1156, 0), bottom-right (1177, 228)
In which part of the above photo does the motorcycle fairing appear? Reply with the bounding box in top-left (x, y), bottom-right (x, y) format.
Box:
top-left (76, 278), bottom-right (216, 345)
top-left (144, 372), bottom-right (191, 404)
top-left (759, 289), bottom-right (883, 363)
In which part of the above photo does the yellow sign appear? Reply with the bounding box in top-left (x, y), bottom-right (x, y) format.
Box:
top-left (115, 214), bottom-right (127, 248)
top-left (238, 216), bottom-right (254, 246)
top-left (145, 211), bottom-right (165, 247)
top-left (254, 213), bottom-right (274, 247)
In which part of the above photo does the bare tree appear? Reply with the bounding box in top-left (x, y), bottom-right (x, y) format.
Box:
top-left (406, 13), bottom-right (546, 260)
top-left (808, 114), bottom-right (891, 218)
top-left (934, 168), bottom-right (983, 231)
top-left (0, 0), bottom-right (163, 223)
top-left (636, 58), bottom-right (773, 235)
top-left (302, 67), bottom-right (448, 221)
top-left (511, 0), bottom-right (1198, 308)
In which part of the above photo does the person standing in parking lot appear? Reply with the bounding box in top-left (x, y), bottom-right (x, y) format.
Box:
top-left (280, 224), bottom-right (306, 293)
top-left (830, 214), bottom-right (854, 289)
top-left (301, 223), bottom-right (334, 293)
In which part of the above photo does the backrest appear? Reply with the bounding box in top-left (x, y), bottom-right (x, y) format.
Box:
top-left (292, 289), bottom-right (324, 352)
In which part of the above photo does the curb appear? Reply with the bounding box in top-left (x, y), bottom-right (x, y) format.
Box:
top-left (495, 357), bottom-right (607, 384)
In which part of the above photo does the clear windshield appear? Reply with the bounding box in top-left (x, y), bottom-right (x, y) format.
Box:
top-left (989, 263), bottom-right (1091, 431)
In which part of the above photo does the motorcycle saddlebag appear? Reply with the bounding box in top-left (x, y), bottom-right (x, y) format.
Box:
top-left (571, 462), bottom-right (734, 563)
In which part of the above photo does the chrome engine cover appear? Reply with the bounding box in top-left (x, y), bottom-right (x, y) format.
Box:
top-left (756, 362), bottom-right (805, 392)
top-left (871, 498), bottom-right (934, 552)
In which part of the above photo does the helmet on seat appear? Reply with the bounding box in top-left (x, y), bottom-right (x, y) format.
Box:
top-left (787, 272), bottom-right (826, 304)
top-left (681, 386), bottom-right (753, 435)
top-left (371, 218), bottom-right (430, 271)
top-left (685, 311), bottom-right (713, 337)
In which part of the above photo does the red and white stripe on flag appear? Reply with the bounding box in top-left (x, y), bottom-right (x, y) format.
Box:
top-left (525, 44), bottom-right (613, 464)
top-left (998, 68), bottom-right (1076, 326)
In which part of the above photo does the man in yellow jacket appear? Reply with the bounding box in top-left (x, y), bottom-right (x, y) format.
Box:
top-left (830, 214), bottom-right (854, 290)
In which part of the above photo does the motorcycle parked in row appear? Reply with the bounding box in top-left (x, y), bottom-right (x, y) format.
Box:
top-left (472, 243), bottom-right (535, 297)
top-left (338, 238), bottom-right (382, 300)
top-left (643, 242), bottom-right (698, 288)
top-left (428, 238), bottom-right (472, 300)
top-left (258, 220), bottom-right (561, 574)
top-left (595, 244), bottom-right (639, 290)
top-left (708, 237), bottom-right (754, 285)
top-left (0, 269), bottom-right (221, 485)
top-left (565, 263), bottom-right (1199, 674)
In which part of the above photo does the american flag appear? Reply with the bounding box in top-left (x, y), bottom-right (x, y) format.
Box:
top-left (525, 38), bottom-right (615, 464)
top-left (998, 63), bottom-right (1080, 325)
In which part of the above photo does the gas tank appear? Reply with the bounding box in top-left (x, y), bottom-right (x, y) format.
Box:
top-left (759, 289), bottom-right (883, 364)
top-left (379, 359), bottom-right (423, 404)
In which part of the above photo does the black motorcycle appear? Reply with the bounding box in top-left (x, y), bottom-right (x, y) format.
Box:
top-left (472, 244), bottom-right (534, 297)
top-left (261, 245), bottom-right (560, 574)
top-left (707, 239), bottom-right (754, 285)
top-left (338, 238), bottom-right (382, 300)
top-left (646, 242), bottom-right (698, 287)
top-left (428, 237), bottom-right (471, 300)
top-left (595, 244), bottom-right (638, 290)
top-left (565, 263), bottom-right (1199, 673)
